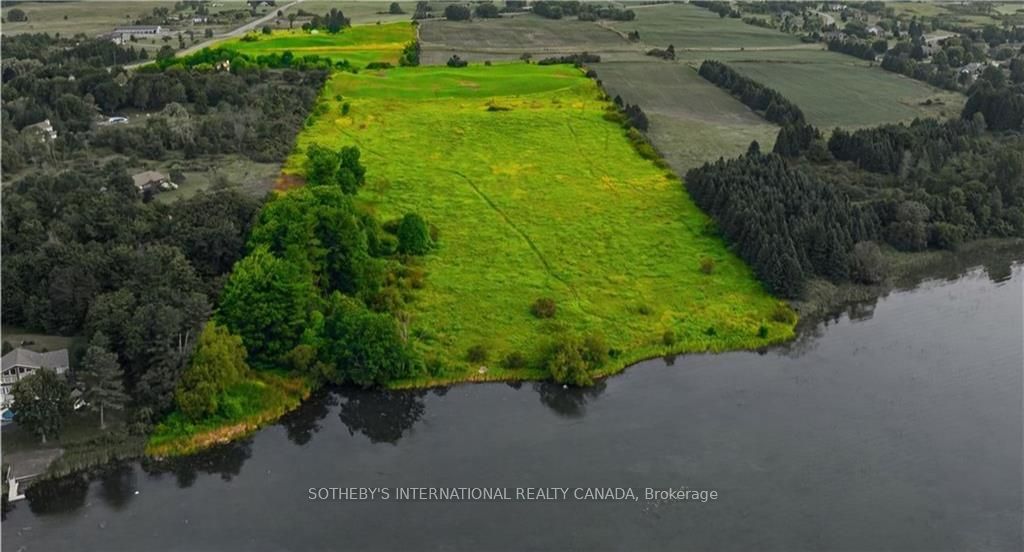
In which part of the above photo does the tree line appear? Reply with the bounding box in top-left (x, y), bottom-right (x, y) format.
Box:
top-left (698, 60), bottom-right (805, 126)
top-left (3, 52), bottom-right (327, 172)
top-left (689, 112), bottom-right (1024, 297)
top-left (1, 29), bottom-right (331, 440)
top-left (172, 143), bottom-right (438, 425)
top-left (3, 164), bottom-right (263, 420)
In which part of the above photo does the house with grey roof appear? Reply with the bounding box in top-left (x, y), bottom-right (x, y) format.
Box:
top-left (1, 349), bottom-right (70, 407)
top-left (132, 170), bottom-right (177, 193)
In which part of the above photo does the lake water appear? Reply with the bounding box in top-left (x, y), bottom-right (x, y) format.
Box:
top-left (4, 261), bottom-right (1022, 551)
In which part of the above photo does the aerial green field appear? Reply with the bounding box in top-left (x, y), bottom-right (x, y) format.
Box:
top-left (218, 22), bottom-right (415, 67)
top-left (725, 54), bottom-right (964, 128)
top-left (285, 63), bottom-right (796, 384)
top-left (609, 3), bottom-right (805, 50)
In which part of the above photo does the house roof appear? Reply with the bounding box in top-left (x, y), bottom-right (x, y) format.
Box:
top-left (1, 348), bottom-right (70, 373)
top-left (24, 119), bottom-right (53, 131)
top-left (114, 26), bottom-right (162, 32)
top-left (132, 170), bottom-right (169, 187)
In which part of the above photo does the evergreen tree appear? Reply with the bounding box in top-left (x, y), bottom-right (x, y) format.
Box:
top-left (77, 334), bottom-right (129, 429)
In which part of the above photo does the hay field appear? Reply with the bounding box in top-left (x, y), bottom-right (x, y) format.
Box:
top-left (608, 3), bottom-right (805, 50)
top-left (418, 15), bottom-right (643, 65)
top-left (595, 61), bottom-right (778, 170)
top-left (726, 54), bottom-right (965, 128)
top-left (217, 22), bottom-right (415, 67)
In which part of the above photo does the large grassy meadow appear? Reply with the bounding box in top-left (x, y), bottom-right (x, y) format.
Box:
top-left (218, 22), bottom-right (415, 67)
top-left (287, 63), bottom-right (796, 384)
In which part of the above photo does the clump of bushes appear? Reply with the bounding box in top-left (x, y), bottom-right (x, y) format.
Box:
top-left (770, 303), bottom-right (797, 325)
top-left (502, 351), bottom-right (528, 370)
top-left (645, 44), bottom-right (675, 60)
top-left (849, 241), bottom-right (887, 284)
top-left (700, 257), bottom-right (715, 274)
top-left (365, 61), bottom-right (394, 69)
top-left (545, 333), bottom-right (608, 386)
top-left (399, 41), bottom-right (420, 66)
top-left (531, 297), bottom-right (557, 318)
top-left (758, 325), bottom-right (769, 338)
top-left (662, 330), bottom-right (676, 346)
top-left (447, 55), bottom-right (468, 68)
top-left (537, 52), bottom-right (601, 66)
top-left (467, 344), bottom-right (489, 363)
top-left (397, 213), bottom-right (433, 255)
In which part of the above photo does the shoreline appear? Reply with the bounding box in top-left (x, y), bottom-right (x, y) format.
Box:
top-left (146, 237), bottom-right (1023, 458)
top-left (17, 237), bottom-right (1019, 470)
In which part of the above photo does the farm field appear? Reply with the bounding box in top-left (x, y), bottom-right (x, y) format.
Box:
top-left (726, 54), bottom-right (964, 128)
top-left (419, 16), bottom-right (643, 65)
top-left (217, 22), bottom-right (415, 67)
top-left (607, 3), bottom-right (805, 50)
top-left (594, 61), bottom-right (778, 171)
top-left (0, 1), bottom-right (260, 53)
top-left (282, 1), bottom-right (418, 24)
top-left (0, 1), bottom-right (177, 37)
top-left (286, 63), bottom-right (796, 383)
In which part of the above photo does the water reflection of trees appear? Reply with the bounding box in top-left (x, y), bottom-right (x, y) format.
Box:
top-left (279, 389), bottom-right (337, 446)
top-left (141, 438), bottom-right (253, 489)
top-left (532, 381), bottom-right (607, 418)
top-left (25, 473), bottom-right (89, 515)
top-left (98, 463), bottom-right (137, 510)
top-left (337, 388), bottom-right (428, 444)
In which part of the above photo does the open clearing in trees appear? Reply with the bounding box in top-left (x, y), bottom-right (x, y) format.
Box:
top-left (285, 63), bottom-right (796, 385)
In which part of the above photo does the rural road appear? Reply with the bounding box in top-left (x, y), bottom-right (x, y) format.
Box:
top-left (127, 0), bottom-right (304, 68)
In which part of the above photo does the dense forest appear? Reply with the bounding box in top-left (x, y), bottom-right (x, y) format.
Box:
top-left (1, 31), bottom-right (327, 429)
top-left (686, 68), bottom-right (1024, 298)
top-left (698, 60), bottom-right (805, 125)
top-left (2, 33), bottom-right (327, 173)
top-left (2, 167), bottom-right (261, 414)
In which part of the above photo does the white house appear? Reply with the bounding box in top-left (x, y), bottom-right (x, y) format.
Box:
top-left (113, 25), bottom-right (163, 37)
top-left (0, 349), bottom-right (70, 407)
top-left (23, 119), bottom-right (57, 142)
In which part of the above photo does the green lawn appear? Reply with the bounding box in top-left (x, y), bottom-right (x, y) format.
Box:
top-left (217, 22), bottom-right (415, 67)
top-left (286, 63), bottom-right (796, 384)
top-left (1, 325), bottom-right (78, 355)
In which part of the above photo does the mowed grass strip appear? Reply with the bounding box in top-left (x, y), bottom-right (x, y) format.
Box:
top-left (287, 63), bottom-right (795, 384)
top-left (218, 22), bottom-right (415, 66)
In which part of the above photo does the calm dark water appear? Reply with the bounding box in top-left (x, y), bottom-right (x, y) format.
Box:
top-left (4, 262), bottom-right (1022, 552)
